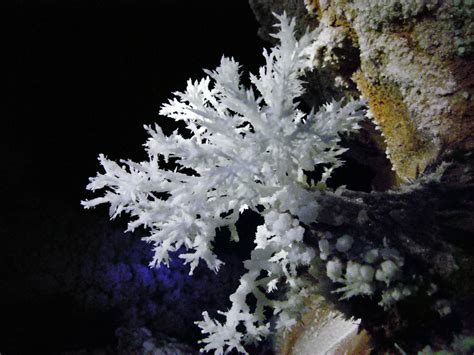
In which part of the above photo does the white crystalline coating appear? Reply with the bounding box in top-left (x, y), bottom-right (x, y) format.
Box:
top-left (326, 258), bottom-right (344, 282)
top-left (336, 235), bottom-right (354, 252)
top-left (346, 261), bottom-right (361, 279)
top-left (319, 239), bottom-right (331, 260)
top-left (375, 260), bottom-right (399, 285)
top-left (379, 284), bottom-right (413, 309)
top-left (332, 257), bottom-right (413, 305)
top-left (334, 75), bottom-right (350, 88)
top-left (381, 260), bottom-right (398, 274)
top-left (308, 15), bottom-right (348, 69)
top-left (271, 212), bottom-right (293, 235)
top-left (391, 288), bottom-right (402, 300)
top-left (290, 311), bottom-right (361, 355)
top-left (360, 265), bottom-right (375, 282)
top-left (344, 263), bottom-right (358, 279)
top-left (364, 249), bottom-right (379, 264)
top-left (82, 12), bottom-right (366, 354)
top-left (304, 0), bottom-right (318, 15)
top-left (402, 287), bottom-right (412, 297)
top-left (326, 238), bottom-right (412, 305)
top-left (334, 261), bottom-right (376, 299)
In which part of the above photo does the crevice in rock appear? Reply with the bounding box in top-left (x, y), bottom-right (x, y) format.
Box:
top-left (334, 119), bottom-right (398, 192)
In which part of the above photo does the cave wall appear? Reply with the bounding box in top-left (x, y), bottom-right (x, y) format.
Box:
top-left (249, 1), bottom-right (474, 353)
top-left (250, 0), bottom-right (474, 181)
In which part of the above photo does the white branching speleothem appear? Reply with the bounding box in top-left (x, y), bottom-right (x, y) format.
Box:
top-left (83, 13), bottom-right (365, 354)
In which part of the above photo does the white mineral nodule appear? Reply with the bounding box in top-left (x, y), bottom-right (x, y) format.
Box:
top-left (336, 235), bottom-right (353, 252)
top-left (326, 258), bottom-right (343, 282)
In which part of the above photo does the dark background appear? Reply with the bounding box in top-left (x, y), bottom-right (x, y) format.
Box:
top-left (3, 0), bottom-right (265, 207)
top-left (2, 1), bottom-right (267, 353)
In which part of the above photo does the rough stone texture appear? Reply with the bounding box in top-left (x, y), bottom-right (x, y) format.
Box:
top-left (250, 0), bottom-right (474, 181)
top-left (281, 154), bottom-right (474, 353)
top-left (249, 0), bottom-right (474, 353)
top-left (346, 0), bottom-right (474, 180)
top-left (307, 158), bottom-right (474, 349)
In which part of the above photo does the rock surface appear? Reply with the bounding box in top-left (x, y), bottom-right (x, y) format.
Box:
top-left (249, 0), bottom-right (474, 353)
top-left (250, 0), bottom-right (474, 181)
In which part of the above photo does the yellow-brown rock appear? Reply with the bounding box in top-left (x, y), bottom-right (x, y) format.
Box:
top-left (307, 0), bottom-right (474, 180)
